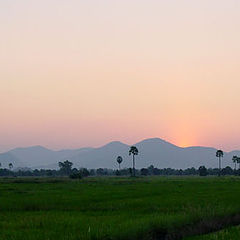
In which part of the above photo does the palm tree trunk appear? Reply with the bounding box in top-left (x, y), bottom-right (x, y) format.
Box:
top-left (218, 156), bottom-right (221, 176)
top-left (119, 163), bottom-right (121, 170)
top-left (133, 155), bottom-right (135, 177)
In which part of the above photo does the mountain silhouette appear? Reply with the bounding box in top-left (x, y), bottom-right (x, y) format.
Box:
top-left (0, 138), bottom-right (238, 169)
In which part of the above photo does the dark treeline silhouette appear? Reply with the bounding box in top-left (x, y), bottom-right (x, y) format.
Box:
top-left (138, 165), bottom-right (239, 176)
top-left (0, 164), bottom-right (239, 178)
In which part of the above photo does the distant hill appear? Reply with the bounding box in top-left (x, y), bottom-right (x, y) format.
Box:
top-left (70, 141), bottom-right (130, 169)
top-left (0, 146), bottom-right (93, 169)
top-left (8, 146), bottom-right (59, 167)
top-left (68, 138), bottom-right (238, 169)
top-left (0, 138), bottom-right (238, 169)
top-left (0, 152), bottom-right (25, 168)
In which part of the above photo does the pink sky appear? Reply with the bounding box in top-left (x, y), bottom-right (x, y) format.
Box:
top-left (1, 0), bottom-right (240, 152)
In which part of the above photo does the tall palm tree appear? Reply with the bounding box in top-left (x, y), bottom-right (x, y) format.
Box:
top-left (237, 157), bottom-right (240, 170)
top-left (9, 163), bottom-right (13, 170)
top-left (216, 150), bottom-right (223, 176)
top-left (117, 156), bottom-right (123, 170)
top-left (232, 156), bottom-right (238, 170)
top-left (129, 146), bottom-right (138, 177)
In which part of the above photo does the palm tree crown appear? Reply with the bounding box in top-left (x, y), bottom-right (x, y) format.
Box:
top-left (9, 163), bottom-right (13, 170)
top-left (117, 156), bottom-right (123, 164)
top-left (117, 156), bottom-right (123, 170)
top-left (129, 146), bottom-right (138, 156)
top-left (216, 150), bottom-right (223, 158)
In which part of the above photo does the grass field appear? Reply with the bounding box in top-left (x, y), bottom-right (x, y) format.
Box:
top-left (1, 176), bottom-right (240, 240)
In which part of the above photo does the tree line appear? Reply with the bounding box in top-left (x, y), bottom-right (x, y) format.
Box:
top-left (0, 164), bottom-right (239, 177)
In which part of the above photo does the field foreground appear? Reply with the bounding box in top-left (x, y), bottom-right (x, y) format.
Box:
top-left (184, 225), bottom-right (240, 240)
top-left (0, 176), bottom-right (240, 240)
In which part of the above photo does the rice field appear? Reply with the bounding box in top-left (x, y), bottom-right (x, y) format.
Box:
top-left (184, 225), bottom-right (240, 240)
top-left (0, 176), bottom-right (240, 240)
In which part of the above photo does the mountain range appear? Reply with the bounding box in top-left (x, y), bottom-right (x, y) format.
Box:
top-left (0, 138), bottom-right (238, 170)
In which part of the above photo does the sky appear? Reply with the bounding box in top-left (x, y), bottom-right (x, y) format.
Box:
top-left (0, 0), bottom-right (240, 152)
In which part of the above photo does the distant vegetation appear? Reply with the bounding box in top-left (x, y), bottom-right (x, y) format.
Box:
top-left (0, 164), bottom-right (240, 178)
top-left (1, 148), bottom-right (240, 178)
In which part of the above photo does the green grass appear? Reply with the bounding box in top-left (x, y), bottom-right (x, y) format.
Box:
top-left (184, 225), bottom-right (240, 239)
top-left (1, 176), bottom-right (240, 240)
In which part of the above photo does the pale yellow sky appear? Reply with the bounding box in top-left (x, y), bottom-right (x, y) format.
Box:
top-left (0, 0), bottom-right (240, 151)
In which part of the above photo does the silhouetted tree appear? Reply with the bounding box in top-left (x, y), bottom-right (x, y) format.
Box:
top-left (207, 168), bottom-right (219, 175)
top-left (58, 160), bottom-right (73, 175)
top-left (237, 157), bottom-right (240, 170)
top-left (152, 167), bottom-right (161, 175)
top-left (216, 150), bottom-right (223, 176)
top-left (140, 168), bottom-right (149, 176)
top-left (116, 156), bottom-right (123, 170)
top-left (147, 165), bottom-right (154, 175)
top-left (232, 156), bottom-right (238, 170)
top-left (9, 163), bottom-right (13, 170)
top-left (221, 166), bottom-right (233, 175)
top-left (198, 166), bottom-right (208, 176)
top-left (46, 169), bottom-right (53, 176)
top-left (89, 169), bottom-right (95, 176)
top-left (79, 168), bottom-right (90, 177)
top-left (96, 168), bottom-right (105, 175)
top-left (184, 167), bottom-right (197, 175)
top-left (69, 172), bottom-right (82, 179)
top-left (117, 168), bottom-right (132, 176)
top-left (71, 168), bottom-right (79, 174)
top-left (129, 146), bottom-right (138, 177)
top-left (177, 169), bottom-right (183, 176)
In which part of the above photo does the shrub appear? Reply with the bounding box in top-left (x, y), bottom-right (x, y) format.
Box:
top-left (69, 173), bottom-right (82, 179)
top-left (198, 166), bottom-right (208, 176)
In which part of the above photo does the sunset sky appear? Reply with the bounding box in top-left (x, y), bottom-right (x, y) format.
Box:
top-left (1, 0), bottom-right (240, 152)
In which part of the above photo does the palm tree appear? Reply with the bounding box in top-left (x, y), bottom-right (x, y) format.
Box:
top-left (9, 163), bottom-right (13, 170)
top-left (116, 156), bottom-right (123, 170)
top-left (216, 150), bottom-right (223, 176)
top-left (237, 157), bottom-right (240, 170)
top-left (232, 156), bottom-right (238, 170)
top-left (129, 146), bottom-right (138, 177)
